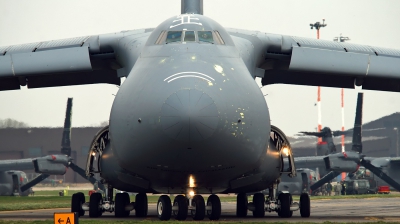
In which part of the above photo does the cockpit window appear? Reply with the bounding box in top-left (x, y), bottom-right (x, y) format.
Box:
top-left (184, 31), bottom-right (196, 42)
top-left (157, 30), bottom-right (224, 45)
top-left (198, 31), bottom-right (213, 43)
top-left (166, 31), bottom-right (182, 43)
top-left (213, 31), bottom-right (225, 45)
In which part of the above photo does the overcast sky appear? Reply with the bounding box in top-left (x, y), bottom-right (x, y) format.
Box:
top-left (0, 0), bottom-right (399, 136)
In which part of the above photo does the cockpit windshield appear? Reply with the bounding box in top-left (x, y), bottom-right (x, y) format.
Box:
top-left (198, 31), bottom-right (213, 43)
top-left (159, 30), bottom-right (224, 45)
top-left (166, 31), bottom-right (182, 43)
top-left (184, 31), bottom-right (196, 42)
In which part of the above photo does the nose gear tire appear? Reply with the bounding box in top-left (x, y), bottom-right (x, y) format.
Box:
top-left (157, 195), bottom-right (172, 220)
top-left (207, 194), bottom-right (221, 220)
top-left (173, 195), bottom-right (188, 220)
top-left (191, 195), bottom-right (206, 220)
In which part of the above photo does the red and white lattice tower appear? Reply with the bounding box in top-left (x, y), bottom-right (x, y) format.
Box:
top-left (317, 87), bottom-right (322, 143)
top-left (341, 88), bottom-right (346, 181)
top-left (341, 88), bottom-right (345, 152)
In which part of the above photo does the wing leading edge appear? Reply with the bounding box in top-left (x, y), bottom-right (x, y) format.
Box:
top-left (228, 29), bottom-right (400, 92)
top-left (0, 29), bottom-right (153, 91)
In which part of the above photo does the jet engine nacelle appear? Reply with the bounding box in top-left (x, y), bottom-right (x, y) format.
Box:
top-left (324, 152), bottom-right (360, 173)
top-left (33, 156), bottom-right (68, 175)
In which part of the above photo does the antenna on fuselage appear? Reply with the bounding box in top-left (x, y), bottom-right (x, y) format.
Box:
top-left (181, 0), bottom-right (203, 15)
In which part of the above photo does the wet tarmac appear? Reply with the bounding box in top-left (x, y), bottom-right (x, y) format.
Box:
top-left (1, 197), bottom-right (399, 222)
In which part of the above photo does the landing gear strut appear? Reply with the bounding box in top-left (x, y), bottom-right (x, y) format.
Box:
top-left (237, 181), bottom-right (310, 218)
top-left (70, 184), bottom-right (146, 218)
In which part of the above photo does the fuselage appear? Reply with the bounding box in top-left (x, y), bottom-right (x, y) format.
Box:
top-left (103, 14), bottom-right (281, 193)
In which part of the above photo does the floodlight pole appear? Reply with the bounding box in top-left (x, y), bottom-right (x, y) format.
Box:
top-left (310, 19), bottom-right (327, 39)
top-left (310, 19), bottom-right (327, 143)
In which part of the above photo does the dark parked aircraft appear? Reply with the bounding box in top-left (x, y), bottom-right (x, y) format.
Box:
top-left (308, 93), bottom-right (400, 192)
top-left (261, 168), bottom-right (320, 196)
top-left (1, 0), bottom-right (400, 221)
top-left (0, 98), bottom-right (102, 195)
top-left (0, 170), bottom-right (30, 196)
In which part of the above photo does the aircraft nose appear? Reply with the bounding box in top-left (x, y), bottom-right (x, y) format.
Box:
top-left (160, 88), bottom-right (219, 142)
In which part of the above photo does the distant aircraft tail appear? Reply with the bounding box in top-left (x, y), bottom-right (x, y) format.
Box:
top-left (61, 98), bottom-right (72, 156)
top-left (351, 93), bottom-right (363, 154)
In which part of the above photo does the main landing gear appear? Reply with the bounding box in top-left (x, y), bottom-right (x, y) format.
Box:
top-left (236, 185), bottom-right (310, 218)
top-left (71, 185), bottom-right (148, 218)
top-left (71, 188), bottom-right (222, 221)
top-left (157, 194), bottom-right (221, 221)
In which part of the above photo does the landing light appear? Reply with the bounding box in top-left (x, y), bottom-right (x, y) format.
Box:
top-left (92, 152), bottom-right (96, 156)
top-left (282, 147), bottom-right (289, 156)
top-left (189, 190), bottom-right (195, 196)
top-left (189, 175), bottom-right (195, 187)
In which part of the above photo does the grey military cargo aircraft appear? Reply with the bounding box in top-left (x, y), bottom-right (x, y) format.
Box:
top-left (1, 0), bottom-right (400, 221)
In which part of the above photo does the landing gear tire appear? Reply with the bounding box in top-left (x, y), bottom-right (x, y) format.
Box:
top-left (207, 194), bottom-right (221, 220)
top-left (278, 193), bottom-right (292, 218)
top-left (191, 195), bottom-right (206, 220)
top-left (157, 195), bottom-right (172, 220)
top-left (135, 193), bottom-right (148, 217)
top-left (300, 193), bottom-right (310, 218)
top-left (252, 193), bottom-right (265, 217)
top-left (236, 193), bottom-right (248, 217)
top-left (71, 192), bottom-right (85, 217)
top-left (173, 195), bottom-right (188, 220)
top-left (89, 192), bottom-right (103, 218)
top-left (115, 193), bottom-right (130, 217)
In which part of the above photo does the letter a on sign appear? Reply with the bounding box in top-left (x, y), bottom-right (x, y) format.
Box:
top-left (53, 212), bottom-right (78, 224)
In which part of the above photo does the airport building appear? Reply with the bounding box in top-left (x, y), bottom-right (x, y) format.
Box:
top-left (0, 113), bottom-right (399, 183)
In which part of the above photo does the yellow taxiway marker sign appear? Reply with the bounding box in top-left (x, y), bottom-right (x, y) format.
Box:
top-left (54, 212), bottom-right (78, 224)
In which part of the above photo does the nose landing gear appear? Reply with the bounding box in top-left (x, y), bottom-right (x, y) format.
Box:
top-left (156, 193), bottom-right (221, 221)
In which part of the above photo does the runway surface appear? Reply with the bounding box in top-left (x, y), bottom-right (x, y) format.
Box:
top-left (1, 197), bottom-right (400, 222)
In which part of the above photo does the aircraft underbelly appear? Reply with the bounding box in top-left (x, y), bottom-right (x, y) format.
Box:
top-left (109, 50), bottom-right (274, 192)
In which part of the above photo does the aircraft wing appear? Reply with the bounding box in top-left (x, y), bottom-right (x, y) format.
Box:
top-left (0, 29), bottom-right (153, 91)
top-left (228, 29), bottom-right (400, 92)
